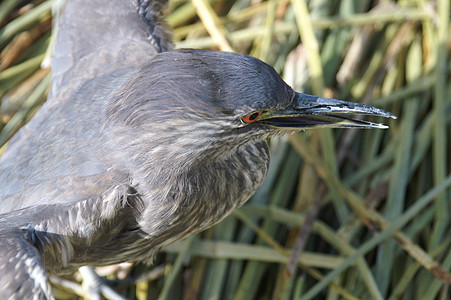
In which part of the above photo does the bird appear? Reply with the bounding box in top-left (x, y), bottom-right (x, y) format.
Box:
top-left (0, 0), bottom-right (396, 298)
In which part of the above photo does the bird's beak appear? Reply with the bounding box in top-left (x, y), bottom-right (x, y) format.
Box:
top-left (260, 92), bottom-right (397, 129)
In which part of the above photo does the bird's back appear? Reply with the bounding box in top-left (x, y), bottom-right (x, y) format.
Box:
top-left (0, 0), bottom-right (172, 212)
top-left (0, 68), bottom-right (133, 212)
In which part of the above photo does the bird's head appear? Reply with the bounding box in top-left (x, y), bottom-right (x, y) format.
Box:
top-left (107, 49), bottom-right (396, 164)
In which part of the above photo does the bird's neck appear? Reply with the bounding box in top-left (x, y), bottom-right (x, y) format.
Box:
top-left (109, 131), bottom-right (270, 246)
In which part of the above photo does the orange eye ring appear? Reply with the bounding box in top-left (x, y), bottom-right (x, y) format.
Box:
top-left (242, 111), bottom-right (262, 123)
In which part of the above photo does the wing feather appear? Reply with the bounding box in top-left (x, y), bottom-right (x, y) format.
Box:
top-left (51, 0), bottom-right (172, 94)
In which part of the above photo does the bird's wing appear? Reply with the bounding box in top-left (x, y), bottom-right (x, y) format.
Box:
top-left (0, 228), bottom-right (53, 299)
top-left (0, 1), bottom-right (170, 293)
top-left (0, 0), bottom-right (173, 177)
top-left (0, 183), bottom-right (142, 300)
top-left (51, 0), bottom-right (172, 95)
top-left (0, 63), bottom-right (136, 212)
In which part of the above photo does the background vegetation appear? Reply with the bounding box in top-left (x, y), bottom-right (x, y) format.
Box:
top-left (0, 0), bottom-right (450, 299)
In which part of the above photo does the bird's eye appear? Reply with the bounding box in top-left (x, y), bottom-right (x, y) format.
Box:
top-left (242, 111), bottom-right (262, 123)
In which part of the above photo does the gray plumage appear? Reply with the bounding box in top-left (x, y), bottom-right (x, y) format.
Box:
top-left (0, 0), bottom-right (395, 299)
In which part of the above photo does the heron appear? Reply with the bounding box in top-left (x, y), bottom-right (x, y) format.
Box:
top-left (0, 0), bottom-right (396, 298)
